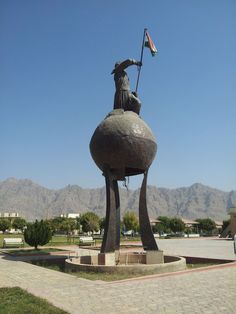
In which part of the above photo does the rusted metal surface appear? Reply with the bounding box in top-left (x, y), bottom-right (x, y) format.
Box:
top-left (101, 170), bottom-right (120, 253)
top-left (90, 110), bottom-right (157, 181)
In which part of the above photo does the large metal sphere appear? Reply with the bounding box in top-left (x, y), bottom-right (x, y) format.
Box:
top-left (90, 109), bottom-right (157, 180)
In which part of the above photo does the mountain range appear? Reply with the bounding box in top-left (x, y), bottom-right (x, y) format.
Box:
top-left (0, 178), bottom-right (235, 221)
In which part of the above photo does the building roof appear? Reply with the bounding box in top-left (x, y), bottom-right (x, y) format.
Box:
top-left (149, 218), bottom-right (161, 224)
top-left (182, 219), bottom-right (199, 225)
top-left (214, 221), bottom-right (223, 227)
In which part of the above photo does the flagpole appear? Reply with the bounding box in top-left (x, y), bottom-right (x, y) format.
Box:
top-left (135, 28), bottom-right (147, 93)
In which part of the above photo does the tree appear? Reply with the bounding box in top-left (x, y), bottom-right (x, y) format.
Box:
top-left (99, 217), bottom-right (106, 231)
top-left (80, 212), bottom-right (100, 233)
top-left (76, 217), bottom-right (81, 233)
top-left (12, 217), bottom-right (27, 232)
top-left (50, 217), bottom-right (66, 233)
top-left (44, 219), bottom-right (57, 235)
top-left (222, 219), bottom-right (230, 232)
top-left (157, 216), bottom-right (171, 233)
top-left (60, 218), bottom-right (77, 235)
top-left (196, 218), bottom-right (216, 235)
top-left (123, 211), bottom-right (139, 232)
top-left (152, 222), bottom-right (165, 235)
top-left (24, 220), bottom-right (52, 249)
top-left (169, 217), bottom-right (185, 233)
top-left (0, 219), bottom-right (11, 233)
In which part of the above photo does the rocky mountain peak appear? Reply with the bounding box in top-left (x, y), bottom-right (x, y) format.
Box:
top-left (0, 178), bottom-right (233, 221)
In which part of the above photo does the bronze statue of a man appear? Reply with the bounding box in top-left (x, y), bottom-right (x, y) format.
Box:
top-left (111, 59), bottom-right (142, 115)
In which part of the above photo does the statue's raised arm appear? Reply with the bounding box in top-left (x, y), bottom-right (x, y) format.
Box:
top-left (111, 59), bottom-right (142, 115)
top-left (111, 59), bottom-right (141, 74)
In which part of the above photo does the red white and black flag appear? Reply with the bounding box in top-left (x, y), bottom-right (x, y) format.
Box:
top-left (135, 28), bottom-right (158, 92)
top-left (145, 31), bottom-right (158, 56)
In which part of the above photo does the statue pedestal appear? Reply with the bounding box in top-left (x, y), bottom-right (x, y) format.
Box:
top-left (98, 252), bottom-right (116, 266)
top-left (146, 250), bottom-right (164, 264)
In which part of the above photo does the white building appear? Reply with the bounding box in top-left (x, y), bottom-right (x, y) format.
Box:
top-left (0, 212), bottom-right (19, 218)
top-left (60, 213), bottom-right (80, 219)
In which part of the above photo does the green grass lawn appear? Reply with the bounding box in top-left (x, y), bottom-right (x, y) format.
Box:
top-left (120, 236), bottom-right (141, 242)
top-left (7, 248), bottom-right (66, 256)
top-left (186, 263), bottom-right (221, 269)
top-left (30, 258), bottom-right (225, 282)
top-left (30, 260), bottom-right (153, 281)
top-left (48, 235), bottom-right (77, 246)
top-left (0, 287), bottom-right (69, 314)
top-left (0, 233), bottom-right (142, 249)
top-left (0, 234), bottom-right (80, 248)
top-left (70, 270), bottom-right (148, 281)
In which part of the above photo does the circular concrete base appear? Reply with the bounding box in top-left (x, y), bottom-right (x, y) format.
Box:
top-left (65, 255), bottom-right (186, 276)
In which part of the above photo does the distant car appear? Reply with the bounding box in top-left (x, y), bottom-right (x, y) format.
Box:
top-left (184, 233), bottom-right (200, 238)
top-left (122, 230), bottom-right (134, 236)
top-left (159, 233), bottom-right (168, 237)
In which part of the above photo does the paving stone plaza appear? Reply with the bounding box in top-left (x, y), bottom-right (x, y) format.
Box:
top-left (0, 238), bottom-right (236, 314)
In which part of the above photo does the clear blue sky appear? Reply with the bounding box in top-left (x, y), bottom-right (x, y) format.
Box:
top-left (0, 0), bottom-right (235, 191)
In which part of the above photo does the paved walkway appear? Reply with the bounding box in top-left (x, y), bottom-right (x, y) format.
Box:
top-left (0, 239), bottom-right (236, 314)
top-left (157, 237), bottom-right (236, 260)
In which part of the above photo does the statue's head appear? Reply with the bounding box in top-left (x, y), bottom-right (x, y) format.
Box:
top-left (111, 61), bottom-right (121, 74)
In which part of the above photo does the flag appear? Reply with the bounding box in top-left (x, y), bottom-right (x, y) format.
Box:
top-left (145, 31), bottom-right (157, 56)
